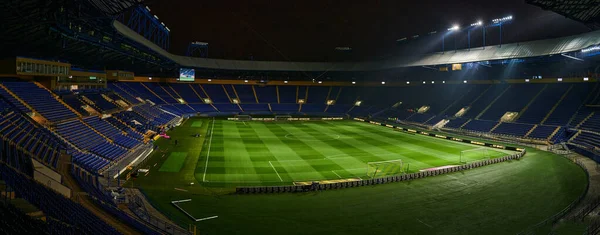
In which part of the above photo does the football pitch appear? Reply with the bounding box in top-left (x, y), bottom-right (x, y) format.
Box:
top-left (131, 117), bottom-right (588, 234)
top-left (154, 118), bottom-right (511, 186)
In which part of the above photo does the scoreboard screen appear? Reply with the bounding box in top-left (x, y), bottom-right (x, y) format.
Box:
top-left (179, 68), bottom-right (195, 82)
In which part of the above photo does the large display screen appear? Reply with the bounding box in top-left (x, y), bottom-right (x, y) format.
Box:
top-left (179, 68), bottom-right (195, 82)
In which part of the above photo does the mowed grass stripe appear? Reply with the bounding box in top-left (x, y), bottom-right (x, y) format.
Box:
top-left (298, 123), bottom-right (391, 178)
top-left (335, 122), bottom-right (470, 165)
top-left (202, 120), bottom-right (226, 181)
top-left (221, 121), bottom-right (260, 182)
top-left (347, 121), bottom-right (508, 161)
top-left (235, 122), bottom-right (287, 183)
top-left (316, 122), bottom-right (436, 171)
top-left (276, 123), bottom-right (360, 180)
top-left (250, 122), bottom-right (325, 181)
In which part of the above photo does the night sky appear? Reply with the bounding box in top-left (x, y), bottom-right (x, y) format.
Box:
top-left (148, 0), bottom-right (591, 62)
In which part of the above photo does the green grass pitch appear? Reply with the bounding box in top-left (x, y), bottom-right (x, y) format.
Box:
top-left (130, 118), bottom-right (588, 234)
top-left (158, 152), bottom-right (188, 172)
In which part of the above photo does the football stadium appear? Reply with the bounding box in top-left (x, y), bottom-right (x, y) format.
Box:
top-left (0, 0), bottom-right (600, 234)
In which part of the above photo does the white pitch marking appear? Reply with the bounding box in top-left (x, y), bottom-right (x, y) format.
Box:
top-left (202, 118), bottom-right (215, 182)
top-left (417, 218), bottom-right (433, 228)
top-left (196, 216), bottom-right (219, 222)
top-left (332, 171), bottom-right (342, 179)
top-left (269, 161), bottom-right (283, 182)
top-left (446, 175), bottom-right (458, 180)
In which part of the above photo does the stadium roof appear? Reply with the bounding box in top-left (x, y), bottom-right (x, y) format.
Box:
top-left (527, 0), bottom-right (600, 29)
top-left (115, 20), bottom-right (600, 72)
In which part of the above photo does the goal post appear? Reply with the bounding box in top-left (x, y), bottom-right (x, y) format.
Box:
top-left (367, 159), bottom-right (404, 178)
top-left (275, 115), bottom-right (292, 121)
top-left (459, 148), bottom-right (490, 164)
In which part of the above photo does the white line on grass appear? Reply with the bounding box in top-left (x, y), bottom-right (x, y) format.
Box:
top-left (269, 161), bottom-right (284, 182)
top-left (416, 218), bottom-right (433, 228)
top-left (332, 171), bottom-right (342, 179)
top-left (202, 118), bottom-right (215, 182)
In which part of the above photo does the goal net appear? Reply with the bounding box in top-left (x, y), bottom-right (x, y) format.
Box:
top-left (275, 115), bottom-right (292, 121)
top-left (367, 159), bottom-right (404, 178)
top-left (459, 148), bottom-right (490, 164)
top-left (236, 115), bottom-right (251, 121)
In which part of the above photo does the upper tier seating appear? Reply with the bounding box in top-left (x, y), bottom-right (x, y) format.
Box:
top-left (56, 120), bottom-right (128, 160)
top-left (528, 125), bottom-right (558, 140)
top-left (81, 93), bottom-right (118, 112)
top-left (579, 112), bottom-right (600, 133)
top-left (544, 84), bottom-right (595, 126)
top-left (1, 82), bottom-right (77, 122)
top-left (462, 119), bottom-right (498, 132)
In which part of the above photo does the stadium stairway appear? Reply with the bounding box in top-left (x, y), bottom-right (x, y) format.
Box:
top-left (251, 85), bottom-right (260, 103)
top-left (541, 84), bottom-right (574, 125)
top-left (576, 112), bottom-right (596, 128)
top-left (34, 82), bottom-right (82, 118)
top-left (139, 83), bottom-right (168, 104)
top-left (524, 124), bottom-right (538, 137)
top-left (0, 84), bottom-right (42, 119)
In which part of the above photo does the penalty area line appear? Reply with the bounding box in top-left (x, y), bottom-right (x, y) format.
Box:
top-left (202, 118), bottom-right (215, 182)
top-left (269, 161), bottom-right (284, 182)
top-left (416, 218), bottom-right (433, 228)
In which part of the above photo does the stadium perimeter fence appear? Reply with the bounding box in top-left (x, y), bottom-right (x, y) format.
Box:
top-left (235, 150), bottom-right (526, 194)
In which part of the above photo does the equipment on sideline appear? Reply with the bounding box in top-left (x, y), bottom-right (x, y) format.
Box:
top-left (367, 159), bottom-right (404, 178)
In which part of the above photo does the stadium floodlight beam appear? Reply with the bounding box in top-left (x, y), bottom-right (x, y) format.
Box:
top-left (447, 25), bottom-right (460, 31)
top-left (470, 21), bottom-right (483, 27)
top-left (582, 46), bottom-right (600, 53)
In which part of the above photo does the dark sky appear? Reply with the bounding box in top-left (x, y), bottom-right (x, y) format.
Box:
top-left (147, 0), bottom-right (591, 62)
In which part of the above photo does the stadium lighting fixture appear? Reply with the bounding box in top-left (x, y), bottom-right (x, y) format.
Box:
top-left (428, 31), bottom-right (437, 35)
top-left (443, 81), bottom-right (446, 84)
top-left (318, 81), bottom-right (322, 84)
top-left (557, 78), bottom-right (563, 82)
top-left (463, 80), bottom-right (468, 84)
top-left (145, 6), bottom-right (151, 11)
top-left (244, 80), bottom-right (248, 83)
top-left (582, 46), bottom-right (600, 53)
top-left (447, 25), bottom-right (460, 31)
top-left (161, 22), bottom-right (166, 26)
top-left (584, 77), bottom-right (589, 81)
top-left (561, 53), bottom-right (584, 61)
top-left (470, 21), bottom-right (483, 27)
top-left (406, 81), bottom-right (410, 84)
top-left (68, 75), bottom-right (73, 79)
top-left (352, 81), bottom-right (356, 84)
top-left (492, 15), bottom-right (512, 24)
top-left (284, 80), bottom-right (288, 83)
top-left (381, 81), bottom-right (386, 85)
top-left (423, 81), bottom-right (426, 84)
top-left (207, 79), bottom-right (212, 82)
top-left (165, 27), bottom-right (170, 32)
top-left (432, 81), bottom-right (435, 84)
top-left (525, 79), bottom-right (530, 83)
top-left (154, 15), bottom-right (159, 20)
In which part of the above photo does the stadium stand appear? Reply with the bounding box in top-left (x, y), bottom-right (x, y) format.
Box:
top-left (1, 82), bottom-right (78, 122)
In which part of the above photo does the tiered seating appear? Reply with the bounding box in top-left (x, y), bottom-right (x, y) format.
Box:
top-left (214, 104), bottom-right (241, 112)
top-left (0, 111), bottom-right (64, 168)
top-left (240, 104), bottom-right (270, 114)
top-left (202, 84), bottom-right (230, 103)
top-left (306, 86), bottom-right (329, 104)
top-left (572, 132), bottom-right (600, 149)
top-left (528, 125), bottom-right (558, 139)
top-left (462, 119), bottom-right (498, 132)
top-left (518, 85), bottom-right (570, 124)
top-left (254, 86), bottom-right (278, 103)
top-left (84, 116), bottom-right (141, 149)
top-left (169, 83), bottom-right (203, 103)
top-left (56, 120), bottom-right (127, 160)
top-left (0, 202), bottom-right (48, 234)
top-left (113, 111), bottom-right (156, 132)
top-left (0, 87), bottom-right (30, 113)
top-left (406, 113), bottom-right (435, 123)
top-left (1, 82), bottom-right (77, 122)
top-left (233, 85), bottom-right (256, 103)
top-left (278, 86), bottom-right (297, 103)
top-left (544, 84), bottom-right (594, 126)
top-left (133, 104), bottom-right (176, 127)
top-left (143, 83), bottom-right (179, 104)
top-left (61, 94), bottom-right (89, 116)
top-left (579, 112), bottom-right (600, 133)
top-left (82, 93), bottom-right (118, 112)
top-left (301, 104), bottom-right (326, 113)
top-left (189, 103), bottom-right (217, 112)
top-left (71, 151), bottom-right (110, 172)
top-left (325, 104), bottom-right (352, 114)
top-left (270, 104), bottom-right (299, 114)
top-left (0, 164), bottom-right (120, 235)
top-left (120, 82), bottom-right (163, 104)
top-left (107, 83), bottom-right (140, 104)
top-left (444, 118), bottom-right (470, 129)
top-left (479, 84), bottom-right (543, 121)
top-left (491, 122), bottom-right (535, 137)
top-left (462, 84), bottom-right (509, 119)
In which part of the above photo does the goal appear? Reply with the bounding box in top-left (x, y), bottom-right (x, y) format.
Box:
top-left (367, 159), bottom-right (404, 178)
top-left (459, 148), bottom-right (490, 164)
top-left (236, 115), bottom-right (252, 121)
top-left (275, 115), bottom-right (292, 121)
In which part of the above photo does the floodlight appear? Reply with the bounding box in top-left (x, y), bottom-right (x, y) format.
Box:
top-left (447, 25), bottom-right (459, 31)
top-left (318, 81), bottom-right (322, 84)
top-left (284, 80), bottom-right (288, 83)
top-left (381, 81), bottom-right (386, 85)
top-left (352, 81), bottom-right (356, 84)
top-left (148, 77), bottom-right (152, 80)
top-left (463, 80), bottom-right (468, 83)
top-left (207, 79), bottom-right (212, 82)
top-left (525, 79), bottom-right (530, 82)
top-left (584, 77), bottom-right (589, 81)
top-left (557, 78), bottom-right (563, 82)
top-left (244, 80), bottom-right (248, 83)
top-left (154, 15), bottom-right (159, 20)
top-left (145, 6), bottom-right (151, 11)
top-left (431, 81), bottom-right (435, 84)
top-left (423, 81), bottom-right (426, 84)
top-left (406, 81), bottom-right (410, 84)
top-left (443, 81), bottom-right (446, 84)
top-left (581, 46), bottom-right (600, 53)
